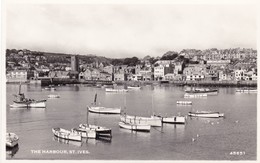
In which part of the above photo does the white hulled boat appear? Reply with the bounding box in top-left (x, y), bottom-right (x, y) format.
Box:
top-left (184, 93), bottom-right (207, 98)
top-left (6, 133), bottom-right (19, 148)
top-left (88, 106), bottom-right (121, 114)
top-left (71, 128), bottom-right (96, 139)
top-left (79, 124), bottom-right (112, 138)
top-left (120, 114), bottom-right (162, 127)
top-left (10, 83), bottom-right (46, 108)
top-left (88, 93), bottom-right (121, 114)
top-left (128, 86), bottom-right (141, 89)
top-left (152, 115), bottom-right (186, 124)
top-left (48, 94), bottom-right (60, 98)
top-left (176, 101), bottom-right (192, 105)
top-left (52, 128), bottom-right (82, 141)
top-left (188, 111), bottom-right (224, 118)
top-left (185, 88), bottom-right (218, 95)
top-left (105, 88), bottom-right (128, 92)
top-left (119, 122), bottom-right (151, 132)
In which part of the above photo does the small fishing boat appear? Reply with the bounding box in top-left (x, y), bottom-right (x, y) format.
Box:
top-left (119, 121), bottom-right (151, 132)
top-left (71, 128), bottom-right (96, 139)
top-left (188, 111), bottom-right (224, 118)
top-left (120, 114), bottom-right (162, 127)
top-left (176, 101), bottom-right (192, 105)
top-left (88, 93), bottom-right (121, 114)
top-left (88, 106), bottom-right (121, 114)
top-left (105, 88), bottom-right (128, 92)
top-left (128, 86), bottom-right (141, 89)
top-left (52, 128), bottom-right (82, 141)
top-left (42, 85), bottom-right (56, 91)
top-left (10, 83), bottom-right (46, 108)
top-left (153, 115), bottom-right (186, 124)
top-left (184, 93), bottom-right (207, 98)
top-left (48, 94), bottom-right (60, 99)
top-left (185, 88), bottom-right (218, 95)
top-left (79, 124), bottom-right (112, 138)
top-left (6, 133), bottom-right (19, 148)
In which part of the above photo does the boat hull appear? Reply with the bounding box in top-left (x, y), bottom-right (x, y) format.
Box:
top-left (105, 88), bottom-right (128, 92)
top-left (119, 122), bottom-right (150, 132)
top-left (79, 124), bottom-right (112, 137)
top-left (188, 112), bottom-right (224, 118)
top-left (88, 106), bottom-right (121, 114)
top-left (120, 115), bottom-right (162, 127)
top-left (184, 93), bottom-right (207, 98)
top-left (176, 101), bottom-right (192, 105)
top-left (52, 128), bottom-right (82, 141)
top-left (128, 86), bottom-right (141, 89)
top-left (71, 128), bottom-right (96, 139)
top-left (10, 101), bottom-right (46, 108)
top-left (48, 94), bottom-right (60, 98)
top-left (185, 89), bottom-right (218, 95)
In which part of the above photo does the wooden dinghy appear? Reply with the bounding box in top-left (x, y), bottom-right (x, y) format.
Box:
top-left (188, 111), bottom-right (224, 118)
top-left (119, 122), bottom-right (151, 132)
top-left (52, 128), bottom-right (82, 141)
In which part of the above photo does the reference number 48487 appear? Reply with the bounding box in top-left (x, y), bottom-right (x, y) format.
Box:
top-left (230, 151), bottom-right (245, 155)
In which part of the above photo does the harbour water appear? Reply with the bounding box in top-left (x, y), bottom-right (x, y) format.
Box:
top-left (6, 84), bottom-right (257, 160)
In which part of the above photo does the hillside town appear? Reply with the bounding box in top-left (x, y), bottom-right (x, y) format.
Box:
top-left (6, 48), bottom-right (257, 85)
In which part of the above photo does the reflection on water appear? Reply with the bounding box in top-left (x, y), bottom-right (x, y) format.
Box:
top-left (53, 136), bottom-right (83, 147)
top-left (6, 145), bottom-right (19, 158)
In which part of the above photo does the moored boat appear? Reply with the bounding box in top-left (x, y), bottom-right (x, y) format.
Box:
top-left (119, 121), bottom-right (151, 132)
top-left (52, 128), bottom-right (82, 141)
top-left (120, 114), bottom-right (162, 127)
top-left (184, 93), bottom-right (207, 98)
top-left (79, 124), bottom-right (112, 138)
top-left (185, 88), bottom-right (218, 95)
top-left (88, 93), bottom-right (121, 114)
top-left (128, 86), bottom-right (141, 89)
top-left (105, 88), bottom-right (128, 92)
top-left (6, 133), bottom-right (19, 148)
top-left (71, 128), bottom-right (96, 139)
top-left (10, 100), bottom-right (47, 108)
top-left (48, 94), bottom-right (60, 98)
top-left (88, 106), bottom-right (121, 114)
top-left (10, 83), bottom-right (46, 108)
top-left (176, 101), bottom-right (192, 105)
top-left (188, 111), bottom-right (224, 118)
top-left (153, 115), bottom-right (186, 124)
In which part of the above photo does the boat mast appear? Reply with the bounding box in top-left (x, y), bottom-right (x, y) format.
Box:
top-left (94, 93), bottom-right (97, 105)
top-left (152, 93), bottom-right (154, 115)
top-left (18, 82), bottom-right (21, 95)
top-left (86, 106), bottom-right (89, 127)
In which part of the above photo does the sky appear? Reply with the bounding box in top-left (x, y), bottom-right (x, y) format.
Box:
top-left (6, 4), bottom-right (257, 58)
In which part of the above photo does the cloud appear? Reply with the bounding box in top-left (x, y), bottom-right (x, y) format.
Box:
top-left (6, 4), bottom-right (256, 58)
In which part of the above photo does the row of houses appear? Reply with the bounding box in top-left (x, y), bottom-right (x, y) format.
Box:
top-left (6, 59), bottom-right (257, 83)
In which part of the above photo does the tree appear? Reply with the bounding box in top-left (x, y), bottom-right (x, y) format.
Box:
top-left (123, 57), bottom-right (140, 66)
top-left (161, 51), bottom-right (178, 60)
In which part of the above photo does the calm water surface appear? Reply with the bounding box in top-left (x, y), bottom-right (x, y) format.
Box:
top-left (6, 84), bottom-right (257, 160)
